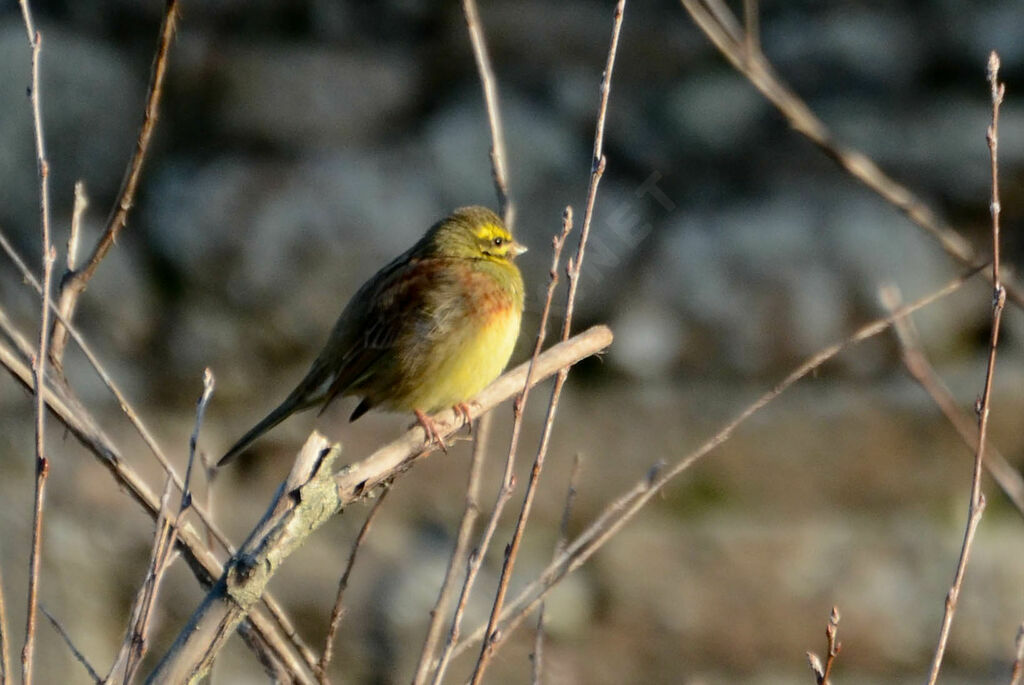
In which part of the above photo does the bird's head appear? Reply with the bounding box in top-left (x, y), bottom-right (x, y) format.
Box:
top-left (428, 206), bottom-right (527, 263)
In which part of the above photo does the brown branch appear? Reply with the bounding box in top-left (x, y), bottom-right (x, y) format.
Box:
top-left (450, 267), bottom-right (981, 660)
top-left (0, 231), bottom-right (318, 680)
top-left (316, 486), bottom-right (391, 682)
top-left (411, 415), bottom-right (491, 685)
top-left (147, 326), bottom-right (612, 681)
top-left (469, 4), bottom-right (625, 682)
top-left (49, 0), bottom-right (179, 366)
top-left (806, 606), bottom-right (841, 684)
top-left (17, 3), bottom-right (56, 683)
top-left (0, 311), bottom-right (316, 683)
top-left (112, 370), bottom-right (216, 684)
top-left (1011, 623), bottom-right (1024, 685)
top-left (0, 559), bottom-right (8, 685)
top-left (532, 454), bottom-right (583, 683)
top-left (678, 0), bottom-right (1024, 311)
top-left (461, 0), bottom-right (512, 225)
top-left (40, 607), bottom-right (101, 684)
top-left (881, 285), bottom-right (1024, 519)
top-left (431, 208), bottom-right (575, 685)
top-left (925, 51), bottom-right (1006, 685)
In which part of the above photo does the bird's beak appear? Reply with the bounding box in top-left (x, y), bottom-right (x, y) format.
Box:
top-left (509, 241), bottom-right (528, 258)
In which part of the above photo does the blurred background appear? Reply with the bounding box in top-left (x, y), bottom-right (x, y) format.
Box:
top-left (2, 0), bottom-right (1024, 682)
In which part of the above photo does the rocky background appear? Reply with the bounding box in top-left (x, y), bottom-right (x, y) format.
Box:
top-left (2, 0), bottom-right (1024, 682)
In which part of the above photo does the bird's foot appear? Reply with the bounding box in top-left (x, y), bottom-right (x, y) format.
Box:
top-left (454, 402), bottom-right (474, 434)
top-left (414, 409), bottom-right (449, 453)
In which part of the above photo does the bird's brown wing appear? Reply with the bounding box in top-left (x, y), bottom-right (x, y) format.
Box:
top-left (316, 253), bottom-right (444, 415)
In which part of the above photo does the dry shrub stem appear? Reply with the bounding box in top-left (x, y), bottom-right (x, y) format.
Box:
top-left (0, 304), bottom-right (314, 680)
top-left (316, 486), bottom-right (391, 682)
top-left (411, 415), bottom-right (491, 685)
top-left (461, 0), bottom-right (512, 227)
top-left (882, 285), bottom-right (1024, 518)
top-left (924, 52), bottom-right (1006, 685)
top-left (39, 607), bottom-right (100, 684)
top-left (110, 371), bottom-right (216, 683)
top-left (49, 0), bottom-right (180, 365)
top-left (532, 454), bottom-right (583, 684)
top-left (0, 232), bottom-right (315, 679)
top-left (16, 3), bottom-right (55, 684)
top-left (147, 327), bottom-right (612, 681)
top-left (806, 607), bottom-right (841, 685)
top-left (679, 0), bottom-right (1024, 311)
top-left (0, 560), bottom-right (8, 685)
top-left (1011, 623), bottom-right (1024, 685)
top-left (448, 267), bottom-right (981, 660)
top-left (469, 4), bottom-right (625, 683)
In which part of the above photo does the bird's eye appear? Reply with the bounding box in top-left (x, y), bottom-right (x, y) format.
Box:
top-left (492, 237), bottom-right (504, 247)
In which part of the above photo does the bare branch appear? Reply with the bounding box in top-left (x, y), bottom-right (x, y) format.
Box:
top-left (1011, 623), bottom-right (1024, 685)
top-left (678, 0), bottom-right (1024, 311)
top-left (40, 607), bottom-right (101, 684)
top-left (881, 285), bottom-right (1024, 518)
top-left (431, 207), bottom-right (575, 685)
top-left (461, 0), bottom-right (512, 225)
top-left (411, 415), bottom-right (491, 685)
top-left (0, 307), bottom-right (316, 682)
top-left (806, 606), bottom-right (841, 684)
top-left (16, 2), bottom-right (56, 682)
top-left (49, 0), bottom-right (179, 366)
top-left (469, 4), bottom-right (625, 681)
top-left (450, 268), bottom-right (980, 659)
top-left (0, 554), bottom-right (9, 685)
top-left (316, 486), bottom-right (391, 682)
top-left (924, 50), bottom-right (1006, 685)
top-left (147, 326), bottom-right (612, 681)
top-left (532, 454), bottom-right (583, 683)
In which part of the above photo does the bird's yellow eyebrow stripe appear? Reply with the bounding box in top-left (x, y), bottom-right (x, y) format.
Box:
top-left (473, 222), bottom-right (505, 239)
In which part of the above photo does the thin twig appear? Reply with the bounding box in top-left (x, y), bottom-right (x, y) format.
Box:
top-left (0, 228), bottom-right (319, 677)
top-left (431, 208), bottom-right (574, 685)
top-left (532, 454), bottom-right (583, 684)
top-left (678, 0), bottom-right (1024, 312)
top-left (1010, 623), bottom-right (1024, 685)
top-left (18, 3), bottom-right (55, 683)
top-left (68, 181), bottom-right (87, 273)
top-left (449, 267), bottom-right (981, 659)
top-left (461, 0), bottom-right (512, 225)
top-left (147, 327), bottom-right (612, 681)
top-left (469, 4), bottom-right (625, 682)
top-left (40, 606), bottom-right (101, 684)
top-left (0, 298), bottom-right (316, 682)
top-left (411, 415), bottom-right (491, 685)
top-left (0, 555), bottom-right (9, 685)
top-left (49, 0), bottom-right (180, 366)
top-left (316, 486), bottom-right (391, 683)
top-left (925, 51), bottom-right (1006, 685)
top-left (742, 0), bottom-right (759, 57)
top-left (806, 606), bottom-right (841, 684)
top-left (881, 285), bottom-right (1024, 519)
top-left (114, 371), bottom-right (215, 683)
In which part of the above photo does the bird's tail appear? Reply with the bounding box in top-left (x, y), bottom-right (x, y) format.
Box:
top-left (217, 395), bottom-right (305, 467)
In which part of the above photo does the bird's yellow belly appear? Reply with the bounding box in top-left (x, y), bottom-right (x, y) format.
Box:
top-left (400, 306), bottom-right (522, 412)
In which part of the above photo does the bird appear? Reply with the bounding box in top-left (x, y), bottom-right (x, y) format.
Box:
top-left (217, 206), bottom-right (526, 467)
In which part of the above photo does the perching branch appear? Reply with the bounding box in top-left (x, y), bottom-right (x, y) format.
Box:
top-left (147, 326), bottom-right (612, 681)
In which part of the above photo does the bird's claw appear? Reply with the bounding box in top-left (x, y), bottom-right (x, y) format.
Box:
top-left (454, 402), bottom-right (474, 434)
top-left (414, 409), bottom-right (449, 453)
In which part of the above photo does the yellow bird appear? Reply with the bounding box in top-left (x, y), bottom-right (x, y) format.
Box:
top-left (218, 206), bottom-right (526, 466)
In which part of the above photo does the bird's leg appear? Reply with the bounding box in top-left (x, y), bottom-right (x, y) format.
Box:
top-left (414, 409), bottom-right (448, 454)
top-left (454, 402), bottom-right (473, 434)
